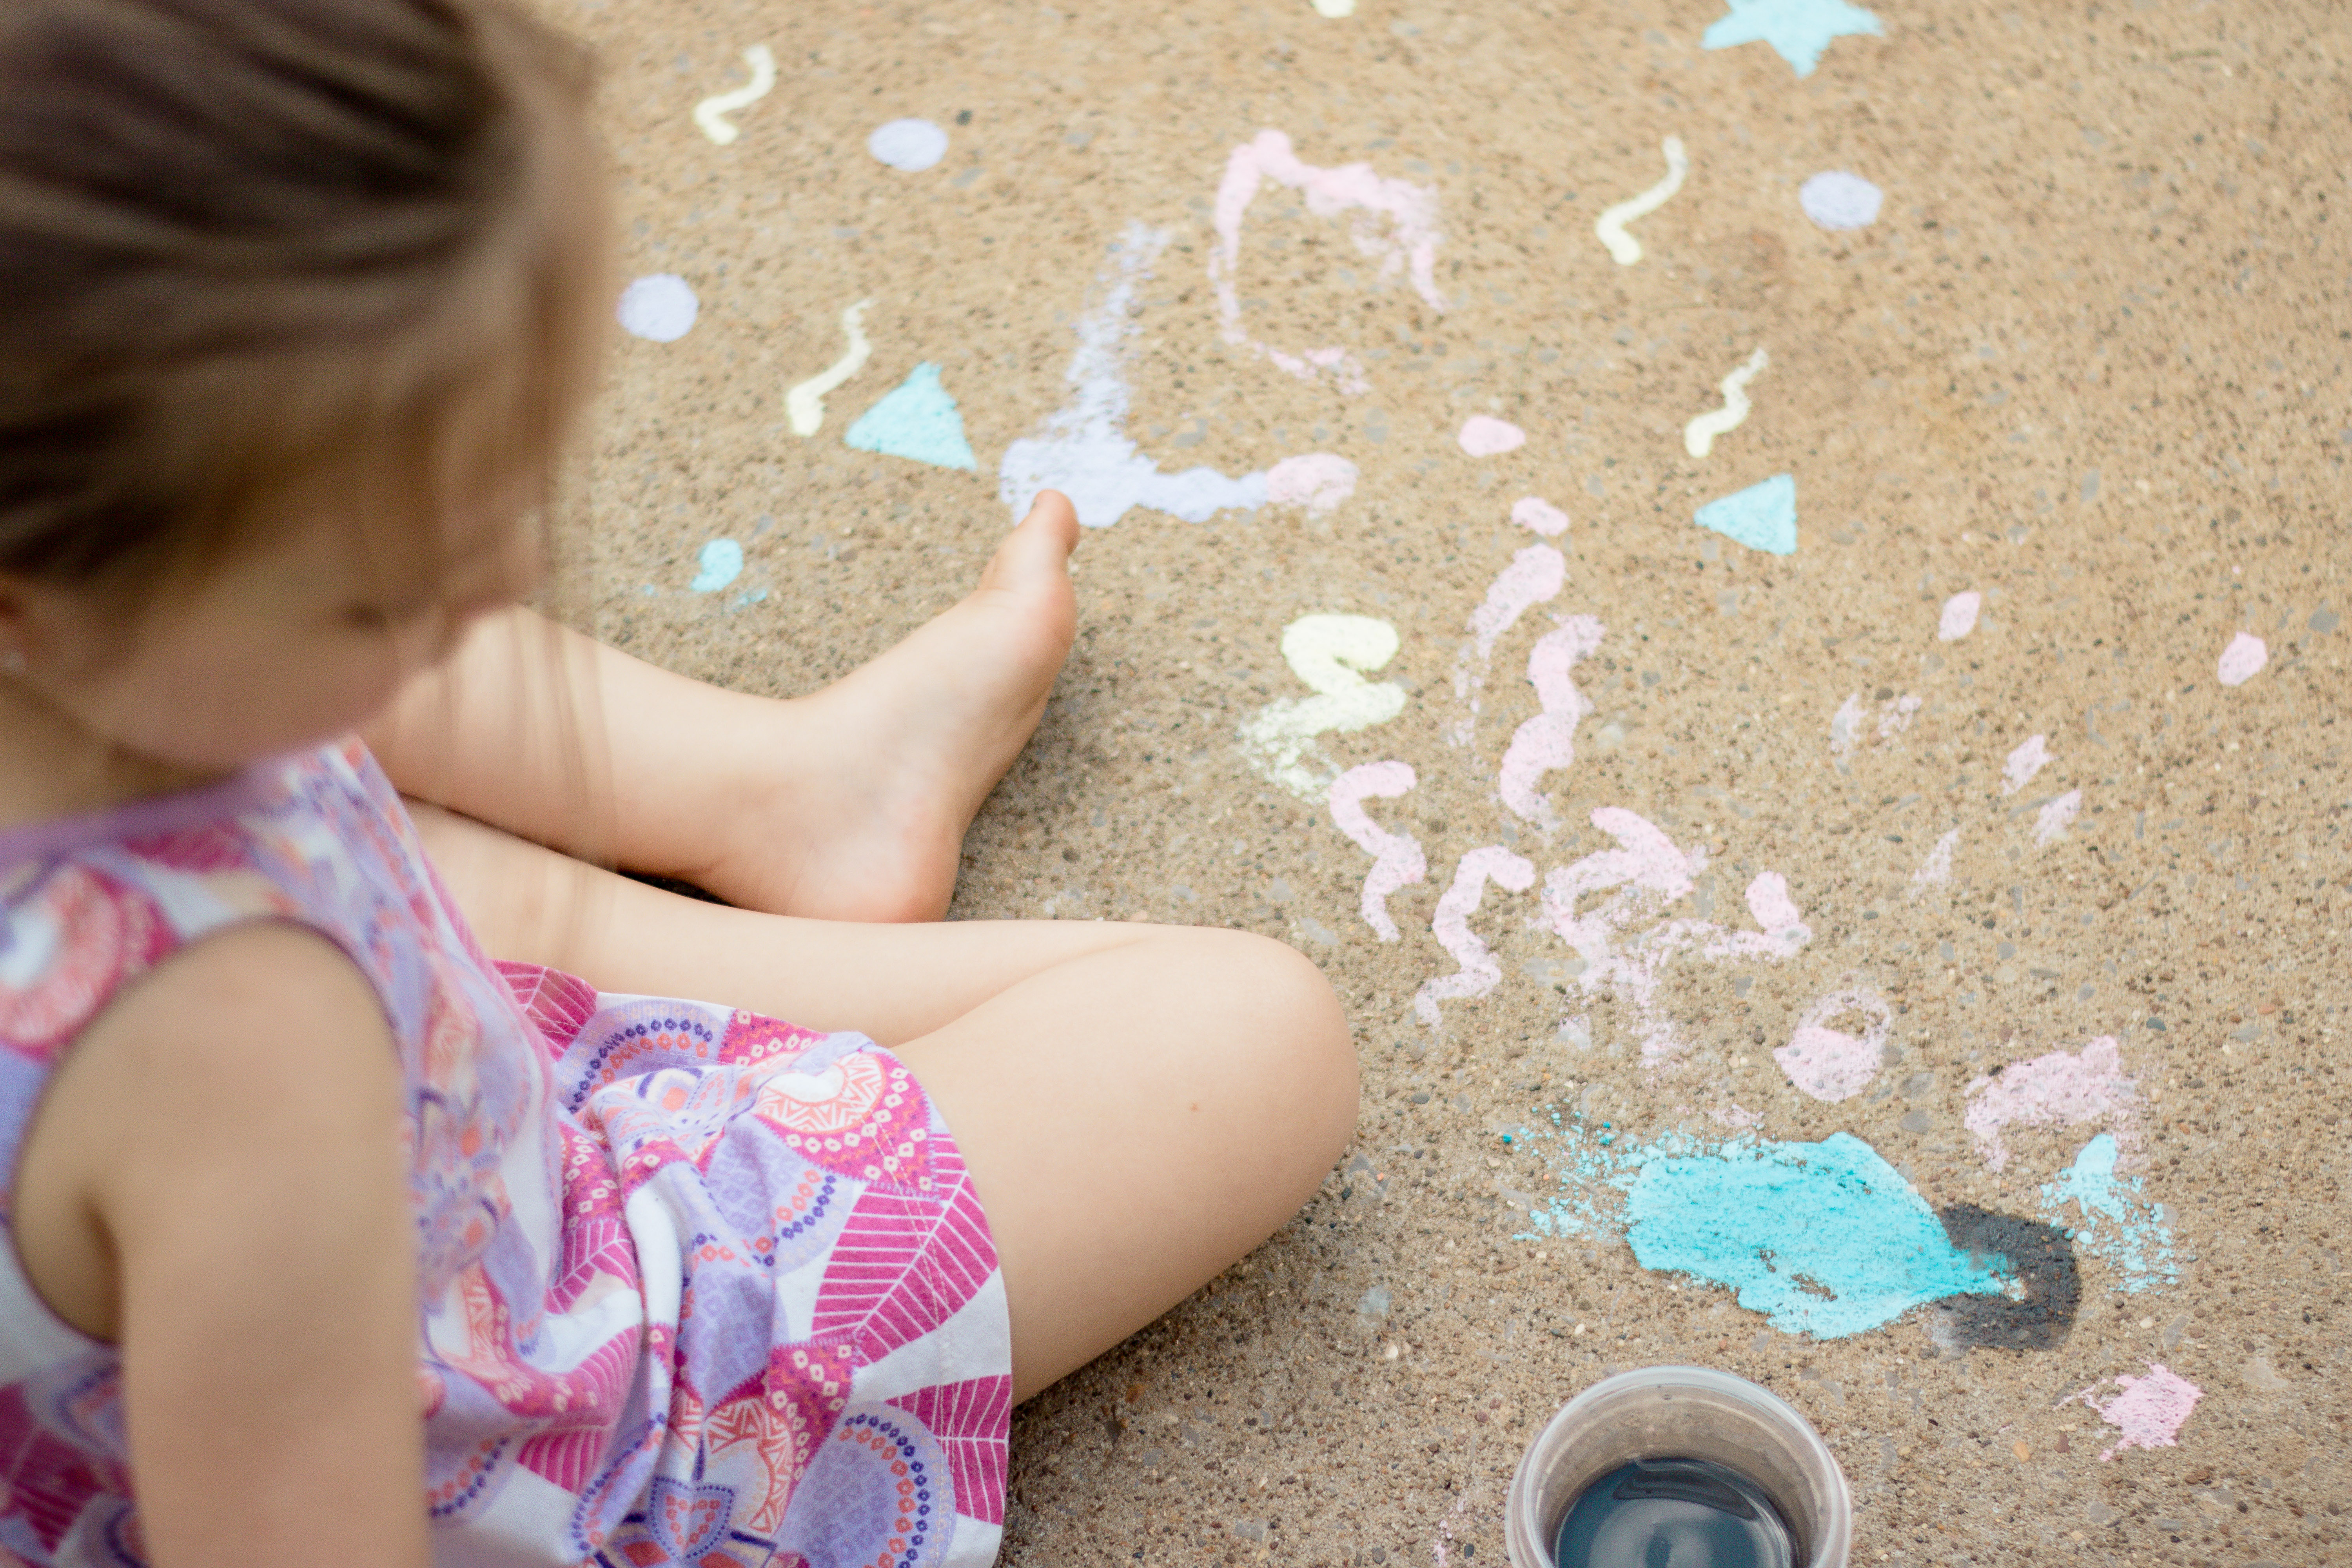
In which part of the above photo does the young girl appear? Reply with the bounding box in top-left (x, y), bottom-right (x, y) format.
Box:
top-left (0, 3), bottom-right (1357, 1565)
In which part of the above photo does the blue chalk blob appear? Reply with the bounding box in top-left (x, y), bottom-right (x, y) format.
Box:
top-left (1702, 0), bottom-right (1883, 78)
top-left (2040, 1134), bottom-right (2176, 1294)
top-left (844, 363), bottom-right (977, 471)
top-left (1696, 473), bottom-right (1798, 555)
top-left (690, 538), bottom-right (744, 592)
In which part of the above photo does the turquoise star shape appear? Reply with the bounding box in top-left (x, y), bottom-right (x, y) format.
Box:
top-left (1701, 0), bottom-right (1883, 78)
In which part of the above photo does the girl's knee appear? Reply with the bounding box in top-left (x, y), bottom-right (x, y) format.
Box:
top-left (1176, 928), bottom-right (1359, 1140)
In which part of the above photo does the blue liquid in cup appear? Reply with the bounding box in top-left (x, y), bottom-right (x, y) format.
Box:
top-left (1550, 1457), bottom-right (1795, 1568)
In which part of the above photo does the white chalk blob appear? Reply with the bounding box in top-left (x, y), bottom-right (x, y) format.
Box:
top-left (693, 44), bottom-right (776, 145)
top-left (1829, 693), bottom-right (1867, 757)
top-left (1266, 453), bottom-right (1360, 516)
top-left (1774, 986), bottom-right (1893, 1102)
top-left (2217, 631), bottom-right (2268, 687)
top-left (1907, 828), bottom-right (1959, 897)
top-left (2003, 734), bottom-right (2052, 795)
top-left (1237, 614), bottom-right (1409, 798)
top-left (1594, 135), bottom-right (1689, 265)
top-left (1413, 847), bottom-right (1537, 1029)
top-left (1683, 347), bottom-right (1769, 458)
top-left (1511, 496), bottom-right (1570, 537)
top-left (1877, 693), bottom-right (1921, 740)
top-left (1211, 129), bottom-right (1445, 393)
top-left (868, 118), bottom-right (949, 172)
top-left (617, 274), bottom-right (699, 343)
top-left (1799, 170), bottom-right (1883, 231)
top-left (1499, 615), bottom-right (1604, 826)
top-left (784, 299), bottom-right (875, 436)
top-left (1329, 762), bottom-right (1426, 942)
top-left (1458, 416), bottom-right (1527, 456)
top-left (2036, 789), bottom-right (2082, 846)
top-left (1938, 590), bottom-right (1982, 641)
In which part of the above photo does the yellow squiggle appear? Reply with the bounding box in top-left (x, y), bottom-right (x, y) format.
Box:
top-left (1684, 346), bottom-right (1769, 457)
top-left (785, 300), bottom-right (875, 437)
top-left (1594, 135), bottom-right (1688, 265)
top-left (693, 45), bottom-right (776, 146)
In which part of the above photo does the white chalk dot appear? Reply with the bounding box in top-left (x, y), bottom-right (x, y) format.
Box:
top-left (2217, 631), bottom-right (2267, 687)
top-left (1800, 170), bottom-right (1884, 232)
top-left (868, 118), bottom-right (949, 172)
top-left (1458, 416), bottom-right (1526, 457)
top-left (616, 274), bottom-right (699, 343)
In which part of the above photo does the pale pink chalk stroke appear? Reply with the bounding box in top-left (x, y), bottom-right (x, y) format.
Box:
top-left (1499, 615), bottom-right (1604, 826)
top-left (1457, 416), bottom-right (1526, 457)
top-left (2216, 631), bottom-right (2267, 687)
top-left (1266, 453), bottom-right (1359, 516)
top-left (1963, 1034), bottom-right (2138, 1172)
top-left (1877, 693), bottom-right (1921, 740)
top-left (1210, 129), bottom-right (1443, 394)
top-left (2035, 788), bottom-right (2082, 846)
top-left (1773, 986), bottom-right (1891, 1102)
top-left (1414, 846), bottom-right (1537, 1028)
top-left (1468, 546), bottom-right (1567, 658)
top-left (1907, 828), bottom-right (1959, 897)
top-left (1329, 762), bottom-right (1426, 943)
top-left (2067, 1364), bottom-right (2201, 1461)
top-left (1938, 590), bottom-right (1982, 641)
top-left (2002, 734), bottom-right (2052, 795)
top-left (1511, 495), bottom-right (1569, 536)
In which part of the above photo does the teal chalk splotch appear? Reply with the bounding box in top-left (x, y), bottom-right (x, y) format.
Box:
top-left (691, 538), bottom-right (744, 592)
top-left (1696, 472), bottom-right (1797, 555)
top-left (1701, 0), bottom-right (1884, 79)
top-left (2040, 1133), bottom-right (2176, 1294)
top-left (844, 362), bottom-right (977, 471)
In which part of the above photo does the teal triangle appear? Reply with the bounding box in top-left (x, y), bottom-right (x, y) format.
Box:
top-left (843, 362), bottom-right (976, 471)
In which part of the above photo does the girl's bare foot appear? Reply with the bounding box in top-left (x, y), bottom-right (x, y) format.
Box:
top-left (683, 492), bottom-right (1082, 922)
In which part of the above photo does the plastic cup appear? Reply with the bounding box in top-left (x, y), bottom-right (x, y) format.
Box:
top-left (1504, 1366), bottom-right (1852, 1568)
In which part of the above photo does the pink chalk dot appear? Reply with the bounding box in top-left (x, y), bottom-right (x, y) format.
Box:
top-left (1938, 590), bottom-right (1981, 642)
top-left (1457, 416), bottom-right (1526, 457)
top-left (2216, 631), bottom-right (2267, 687)
top-left (1267, 453), bottom-right (1360, 516)
top-left (1510, 495), bottom-right (1570, 536)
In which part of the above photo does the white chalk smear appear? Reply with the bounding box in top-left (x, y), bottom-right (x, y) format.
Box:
top-left (2003, 734), bottom-right (2052, 795)
top-left (693, 45), bottom-right (776, 146)
top-left (784, 299), bottom-right (874, 436)
top-left (1775, 985), bottom-right (1892, 1102)
top-left (1594, 135), bottom-right (1688, 265)
top-left (1877, 693), bottom-right (1920, 740)
top-left (1512, 496), bottom-right (1570, 537)
top-left (1829, 693), bottom-right (1867, 757)
top-left (2217, 631), bottom-right (2267, 686)
top-left (2036, 789), bottom-right (2082, 846)
top-left (1266, 453), bottom-right (1359, 516)
top-left (869, 118), bottom-right (949, 172)
top-left (1414, 847), bottom-right (1537, 1029)
top-left (1330, 762), bottom-right (1425, 942)
top-left (617, 274), bottom-right (699, 343)
top-left (1683, 347), bottom-right (1769, 458)
top-left (1799, 170), bottom-right (1883, 231)
top-left (1907, 828), bottom-right (1959, 897)
top-left (1938, 590), bottom-right (1982, 641)
top-left (1499, 615), bottom-right (1603, 826)
top-left (1237, 614), bottom-right (1408, 798)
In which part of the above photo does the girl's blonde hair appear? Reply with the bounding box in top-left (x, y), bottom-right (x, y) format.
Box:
top-left (0, 0), bottom-right (606, 597)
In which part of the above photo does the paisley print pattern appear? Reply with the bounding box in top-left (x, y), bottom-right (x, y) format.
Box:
top-left (0, 744), bottom-right (1009, 1568)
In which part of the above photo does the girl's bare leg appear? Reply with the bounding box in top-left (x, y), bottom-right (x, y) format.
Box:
top-left (413, 805), bottom-right (1360, 1399)
top-left (364, 493), bottom-right (1081, 922)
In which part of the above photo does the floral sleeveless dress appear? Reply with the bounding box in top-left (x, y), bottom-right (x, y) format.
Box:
top-left (0, 741), bottom-right (1009, 1568)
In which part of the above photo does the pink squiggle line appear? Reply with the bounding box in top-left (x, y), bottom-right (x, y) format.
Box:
top-left (1210, 129), bottom-right (1445, 394)
top-left (1963, 1034), bottom-right (2138, 1172)
top-left (1448, 544), bottom-right (1566, 748)
top-left (1499, 614), bottom-right (1604, 826)
top-left (1541, 810), bottom-right (1811, 1067)
top-left (1413, 846), bottom-right (1536, 1029)
top-left (1774, 984), bottom-right (1893, 1102)
top-left (1329, 761), bottom-right (1427, 943)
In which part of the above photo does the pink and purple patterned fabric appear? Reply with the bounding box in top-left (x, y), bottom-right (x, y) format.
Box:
top-left (0, 741), bottom-right (1009, 1568)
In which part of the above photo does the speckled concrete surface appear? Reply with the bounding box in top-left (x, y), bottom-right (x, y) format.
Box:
top-left (558, 0), bottom-right (2347, 1562)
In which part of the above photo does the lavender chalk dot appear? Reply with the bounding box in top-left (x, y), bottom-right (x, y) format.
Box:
top-left (1800, 170), bottom-right (1884, 231)
top-left (868, 118), bottom-right (949, 172)
top-left (616, 274), bottom-right (699, 343)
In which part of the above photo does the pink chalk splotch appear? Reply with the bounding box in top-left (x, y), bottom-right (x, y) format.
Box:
top-left (1907, 827), bottom-right (1959, 898)
top-left (2002, 733), bottom-right (2052, 795)
top-left (1963, 1034), bottom-right (2138, 1172)
top-left (1710, 1101), bottom-right (1765, 1129)
top-left (1938, 590), bottom-right (1982, 641)
top-left (2217, 631), bottom-right (2268, 687)
top-left (1540, 810), bottom-right (1811, 1068)
top-left (2035, 788), bottom-right (2082, 846)
top-left (1266, 452), bottom-right (1359, 516)
top-left (1500, 615), bottom-right (1604, 826)
top-left (1512, 495), bottom-right (1570, 536)
top-left (1329, 761), bottom-right (1426, 943)
top-left (1210, 129), bottom-right (1444, 394)
top-left (1457, 416), bottom-right (1527, 456)
top-left (1774, 986), bottom-right (1892, 1102)
top-left (1414, 846), bottom-right (1536, 1028)
top-left (2067, 1363), bottom-right (2201, 1462)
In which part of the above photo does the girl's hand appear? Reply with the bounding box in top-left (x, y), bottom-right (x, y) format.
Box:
top-left (16, 924), bottom-right (429, 1568)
